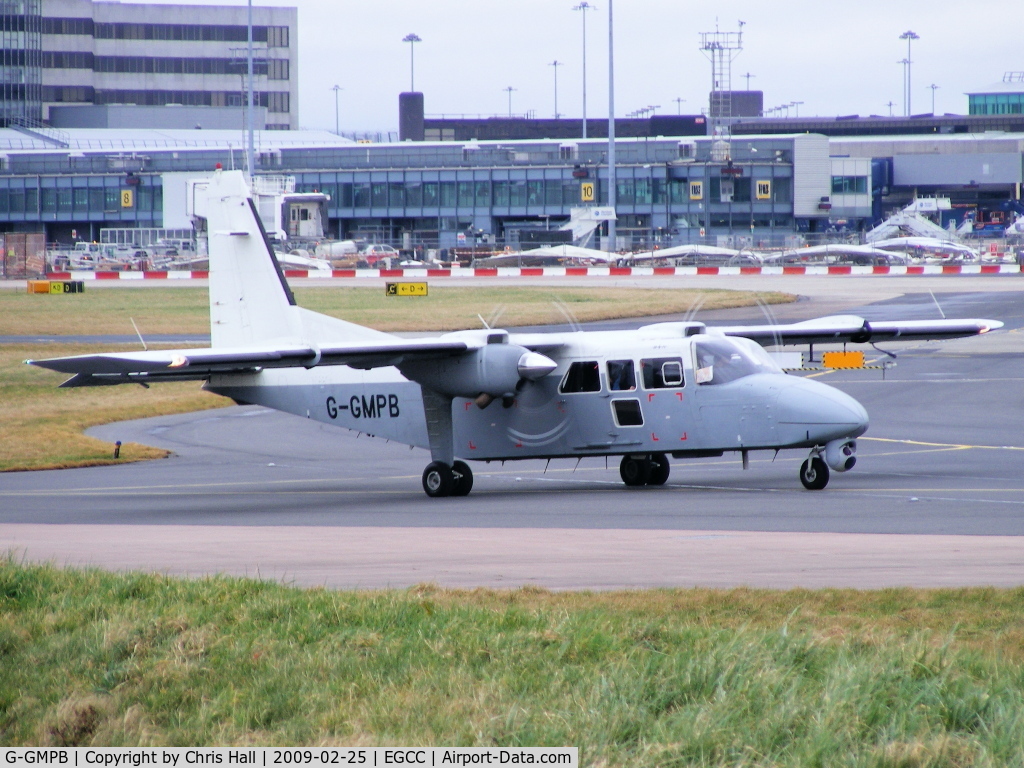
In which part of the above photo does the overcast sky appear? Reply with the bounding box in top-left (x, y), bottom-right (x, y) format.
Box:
top-left (144, 0), bottom-right (1019, 133)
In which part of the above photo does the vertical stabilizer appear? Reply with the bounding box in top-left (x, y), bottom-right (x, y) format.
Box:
top-left (206, 170), bottom-right (301, 347)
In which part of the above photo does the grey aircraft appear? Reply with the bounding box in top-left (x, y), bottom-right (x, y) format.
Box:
top-left (28, 170), bottom-right (1003, 497)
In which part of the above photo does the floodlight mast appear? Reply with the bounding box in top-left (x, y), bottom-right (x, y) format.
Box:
top-left (246, 0), bottom-right (254, 178)
top-left (573, 2), bottom-right (595, 138)
top-left (606, 0), bottom-right (616, 251)
top-left (899, 30), bottom-right (919, 116)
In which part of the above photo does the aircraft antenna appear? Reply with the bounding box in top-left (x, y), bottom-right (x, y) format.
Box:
top-left (130, 317), bottom-right (148, 351)
top-left (928, 289), bottom-right (947, 319)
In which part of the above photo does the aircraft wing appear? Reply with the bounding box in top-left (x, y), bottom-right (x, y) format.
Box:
top-left (715, 315), bottom-right (1003, 346)
top-left (27, 338), bottom-right (470, 388)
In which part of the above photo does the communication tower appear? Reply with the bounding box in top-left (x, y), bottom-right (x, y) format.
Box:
top-left (699, 21), bottom-right (744, 159)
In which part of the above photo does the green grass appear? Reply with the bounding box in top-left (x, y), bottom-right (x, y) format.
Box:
top-left (2, 558), bottom-right (1023, 762)
top-left (0, 343), bottom-right (226, 471)
top-left (0, 285), bottom-right (794, 335)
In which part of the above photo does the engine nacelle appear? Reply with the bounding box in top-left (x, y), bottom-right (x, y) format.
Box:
top-left (825, 438), bottom-right (857, 472)
top-left (399, 343), bottom-right (555, 400)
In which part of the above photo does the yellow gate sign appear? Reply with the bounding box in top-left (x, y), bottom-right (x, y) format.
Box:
top-left (580, 182), bottom-right (595, 202)
top-left (756, 180), bottom-right (772, 200)
top-left (120, 189), bottom-right (134, 208)
top-left (386, 282), bottom-right (428, 297)
top-left (689, 181), bottom-right (703, 200)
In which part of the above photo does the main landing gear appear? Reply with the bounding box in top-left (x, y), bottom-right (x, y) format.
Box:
top-left (422, 460), bottom-right (474, 498)
top-left (619, 453), bottom-right (670, 487)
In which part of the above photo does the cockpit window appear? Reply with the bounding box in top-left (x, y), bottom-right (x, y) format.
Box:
top-left (694, 337), bottom-right (781, 385)
top-left (559, 360), bottom-right (601, 393)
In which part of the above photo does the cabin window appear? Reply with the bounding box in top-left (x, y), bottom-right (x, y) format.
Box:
top-left (640, 357), bottom-right (684, 389)
top-left (559, 361), bottom-right (601, 394)
top-left (612, 399), bottom-right (644, 427)
top-left (607, 359), bottom-right (636, 391)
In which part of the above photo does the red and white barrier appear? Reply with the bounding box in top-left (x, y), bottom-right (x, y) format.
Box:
top-left (45, 263), bottom-right (1024, 281)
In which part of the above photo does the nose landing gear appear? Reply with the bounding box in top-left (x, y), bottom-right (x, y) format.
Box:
top-left (799, 447), bottom-right (830, 490)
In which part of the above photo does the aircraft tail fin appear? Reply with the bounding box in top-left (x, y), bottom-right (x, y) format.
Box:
top-left (204, 169), bottom-right (390, 348)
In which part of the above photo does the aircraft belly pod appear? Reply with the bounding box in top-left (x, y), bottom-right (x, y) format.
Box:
top-left (28, 170), bottom-right (1002, 497)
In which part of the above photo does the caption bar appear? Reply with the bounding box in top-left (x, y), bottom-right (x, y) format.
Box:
top-left (3, 749), bottom-right (577, 767)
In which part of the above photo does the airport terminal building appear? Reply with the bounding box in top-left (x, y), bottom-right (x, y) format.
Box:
top-left (2, 0), bottom-right (298, 130)
top-left (0, 124), bottom-right (1019, 252)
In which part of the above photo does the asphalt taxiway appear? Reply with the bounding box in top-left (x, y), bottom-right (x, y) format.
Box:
top-left (2, 281), bottom-right (1023, 590)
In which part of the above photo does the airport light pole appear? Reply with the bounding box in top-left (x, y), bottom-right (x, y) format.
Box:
top-left (549, 60), bottom-right (562, 118)
top-left (791, 100), bottom-right (803, 117)
top-left (246, 0), bottom-right (254, 178)
top-left (504, 86), bottom-right (516, 117)
top-left (332, 84), bottom-right (342, 134)
top-left (573, 1), bottom-right (595, 138)
top-left (929, 83), bottom-right (939, 114)
top-left (606, 0), bottom-right (616, 252)
top-left (899, 30), bottom-right (919, 116)
top-left (403, 33), bottom-right (421, 91)
top-left (898, 58), bottom-right (910, 115)
top-left (674, 96), bottom-right (685, 114)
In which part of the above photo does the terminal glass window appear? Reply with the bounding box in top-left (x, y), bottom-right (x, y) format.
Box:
top-left (607, 360), bottom-right (636, 391)
top-left (492, 181), bottom-right (510, 207)
top-left (634, 178), bottom-right (653, 205)
top-left (405, 182), bottom-right (422, 207)
top-left (371, 183), bottom-right (387, 207)
top-left (422, 182), bottom-right (439, 207)
top-left (559, 361), bottom-right (601, 394)
top-left (527, 180), bottom-right (544, 205)
top-left (457, 181), bottom-right (474, 207)
top-left (545, 180), bottom-right (562, 206)
top-left (773, 178), bottom-right (792, 203)
top-left (616, 178), bottom-right (634, 205)
top-left (389, 182), bottom-right (405, 207)
top-left (509, 180), bottom-right (527, 207)
top-left (831, 176), bottom-right (868, 194)
top-left (641, 357), bottom-right (684, 389)
top-left (41, 189), bottom-right (56, 214)
top-left (353, 183), bottom-right (370, 207)
top-left (474, 181), bottom-right (490, 207)
top-left (439, 182), bottom-right (456, 207)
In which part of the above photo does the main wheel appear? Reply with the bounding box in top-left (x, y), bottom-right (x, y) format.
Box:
top-left (648, 453), bottom-right (670, 486)
top-left (620, 455), bottom-right (652, 487)
top-left (422, 461), bottom-right (454, 497)
top-left (799, 457), bottom-right (830, 490)
top-left (451, 460), bottom-right (474, 497)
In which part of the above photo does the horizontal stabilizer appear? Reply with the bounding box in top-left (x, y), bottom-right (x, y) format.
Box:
top-left (27, 338), bottom-right (471, 387)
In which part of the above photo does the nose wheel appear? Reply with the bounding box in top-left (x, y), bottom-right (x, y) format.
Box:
top-left (799, 456), bottom-right (830, 490)
top-left (422, 460), bottom-right (474, 497)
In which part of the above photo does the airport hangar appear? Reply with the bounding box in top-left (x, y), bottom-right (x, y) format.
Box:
top-left (1, 123), bottom-right (1023, 253)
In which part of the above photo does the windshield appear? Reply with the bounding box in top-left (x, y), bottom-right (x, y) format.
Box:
top-left (693, 336), bottom-right (782, 385)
